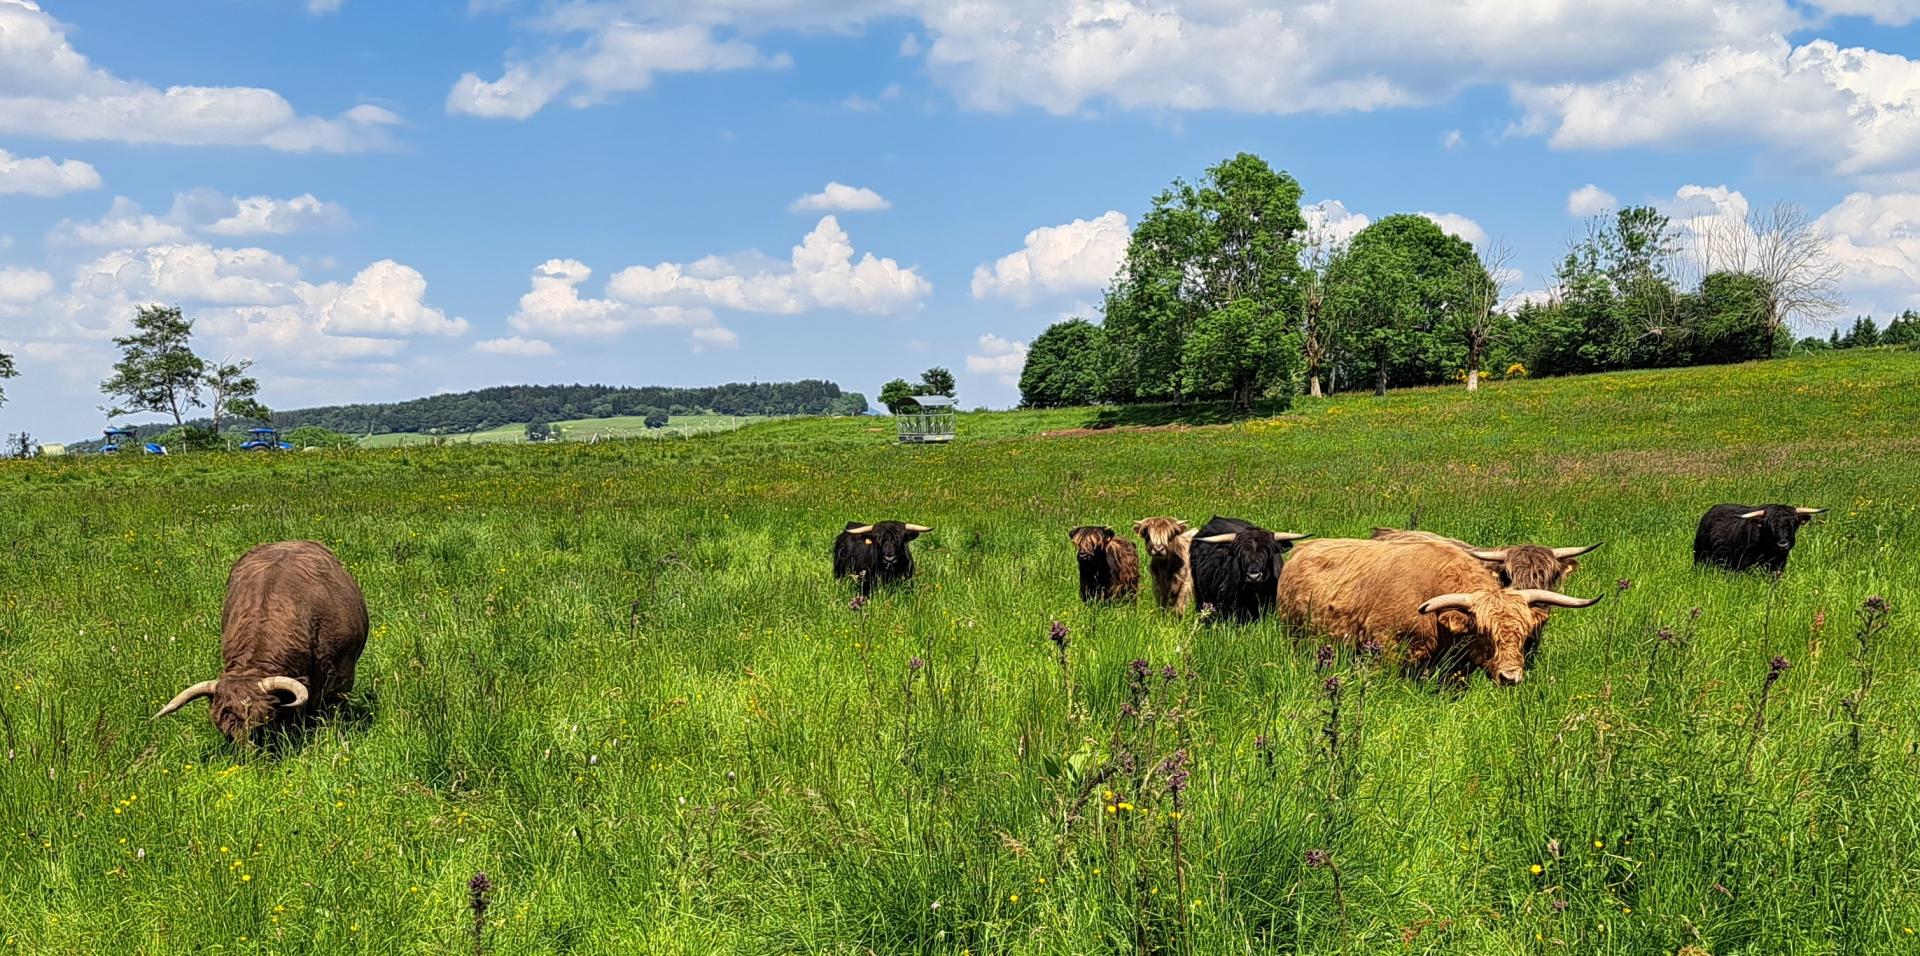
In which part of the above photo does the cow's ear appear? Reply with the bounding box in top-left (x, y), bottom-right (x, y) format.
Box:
top-left (1435, 609), bottom-right (1474, 633)
top-left (1132, 519), bottom-right (1148, 534)
top-left (1100, 527), bottom-right (1115, 539)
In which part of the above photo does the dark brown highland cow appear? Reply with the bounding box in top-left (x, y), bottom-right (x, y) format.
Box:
top-left (154, 541), bottom-right (370, 743)
top-left (1069, 526), bottom-right (1140, 602)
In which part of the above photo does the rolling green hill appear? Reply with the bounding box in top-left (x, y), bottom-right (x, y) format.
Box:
top-left (0, 350), bottom-right (1914, 953)
top-left (354, 413), bottom-right (764, 447)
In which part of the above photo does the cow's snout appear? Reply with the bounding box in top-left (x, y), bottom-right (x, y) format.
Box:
top-left (1495, 668), bottom-right (1524, 686)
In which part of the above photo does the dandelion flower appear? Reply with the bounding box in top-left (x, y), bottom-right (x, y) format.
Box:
top-left (1008, 893), bottom-right (1019, 903)
top-left (1593, 839), bottom-right (1605, 849)
top-left (1530, 864), bottom-right (1543, 875)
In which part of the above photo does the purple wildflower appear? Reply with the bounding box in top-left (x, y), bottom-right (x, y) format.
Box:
top-left (1160, 664), bottom-right (1178, 682)
top-left (1129, 659), bottom-right (1151, 680)
top-left (1304, 849), bottom-right (1330, 869)
top-left (1048, 620), bottom-right (1069, 647)
top-left (848, 594), bottom-right (868, 612)
top-left (1552, 897), bottom-right (1569, 913)
top-left (1314, 644), bottom-right (1335, 672)
top-left (1864, 595), bottom-right (1889, 614)
top-left (1769, 655), bottom-right (1790, 678)
top-left (1322, 675), bottom-right (1343, 698)
top-left (1616, 578), bottom-right (1632, 592)
top-left (1358, 638), bottom-right (1384, 659)
top-left (908, 656), bottom-right (926, 672)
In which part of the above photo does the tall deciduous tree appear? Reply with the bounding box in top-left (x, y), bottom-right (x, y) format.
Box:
top-left (0, 350), bottom-right (15, 408)
top-left (1698, 201), bottom-right (1844, 336)
top-left (1330, 214), bottom-right (1481, 395)
top-left (1298, 223), bottom-right (1346, 398)
top-left (102, 306), bottom-right (206, 428)
top-left (1180, 298), bottom-right (1301, 408)
top-left (1453, 239), bottom-right (1511, 391)
top-left (916, 367), bottom-right (956, 397)
top-left (204, 359), bottom-right (263, 439)
top-left (1018, 319), bottom-right (1108, 408)
top-left (1103, 152), bottom-right (1307, 403)
top-left (878, 378), bottom-right (919, 415)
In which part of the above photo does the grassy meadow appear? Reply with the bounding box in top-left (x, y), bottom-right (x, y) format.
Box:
top-left (355, 414), bottom-right (762, 447)
top-left (0, 350), bottom-right (1916, 954)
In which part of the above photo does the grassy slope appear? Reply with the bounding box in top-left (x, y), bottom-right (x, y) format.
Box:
top-left (0, 351), bottom-right (1916, 953)
top-left (355, 414), bottom-right (761, 447)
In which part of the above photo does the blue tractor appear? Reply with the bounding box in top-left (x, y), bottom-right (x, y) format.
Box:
top-left (239, 427), bottom-right (293, 452)
top-left (101, 427), bottom-right (135, 453)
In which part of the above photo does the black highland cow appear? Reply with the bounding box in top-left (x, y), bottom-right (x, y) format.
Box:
top-left (833, 521), bottom-right (931, 594)
top-left (1693, 503), bottom-right (1825, 573)
top-left (1188, 516), bottom-right (1310, 623)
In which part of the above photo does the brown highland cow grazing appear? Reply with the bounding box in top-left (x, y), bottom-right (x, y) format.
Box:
top-left (1069, 526), bottom-right (1141, 602)
top-left (1133, 517), bottom-right (1196, 613)
top-left (154, 541), bottom-right (370, 743)
top-left (1368, 527), bottom-right (1599, 590)
top-left (1278, 537), bottom-right (1600, 685)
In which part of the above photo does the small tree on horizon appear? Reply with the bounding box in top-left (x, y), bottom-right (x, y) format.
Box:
top-left (878, 378), bottom-right (919, 414)
top-left (0, 350), bottom-right (16, 410)
top-left (915, 367), bottom-right (956, 397)
top-left (101, 306), bottom-right (206, 429)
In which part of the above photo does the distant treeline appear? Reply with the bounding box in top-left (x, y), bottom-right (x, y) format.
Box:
top-left (66, 380), bottom-right (867, 446)
top-left (271, 380), bottom-right (866, 435)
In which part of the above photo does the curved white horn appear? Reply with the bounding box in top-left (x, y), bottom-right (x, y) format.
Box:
top-left (1196, 533), bottom-right (1237, 544)
top-left (1517, 589), bottom-right (1601, 609)
top-left (844, 524), bottom-right (874, 535)
top-left (1272, 532), bottom-right (1312, 542)
top-left (1468, 549), bottom-right (1508, 562)
top-left (153, 680), bottom-right (219, 719)
top-left (258, 676), bottom-right (309, 708)
top-left (1551, 543), bottom-right (1602, 560)
top-left (1418, 593), bottom-right (1475, 614)
top-left (1738, 510), bottom-right (1766, 520)
top-left (1794, 508), bottom-right (1826, 516)
top-left (904, 524), bottom-right (932, 533)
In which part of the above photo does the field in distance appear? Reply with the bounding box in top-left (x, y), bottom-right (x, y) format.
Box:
top-left (0, 350), bottom-right (1914, 953)
top-left (354, 413), bottom-right (763, 447)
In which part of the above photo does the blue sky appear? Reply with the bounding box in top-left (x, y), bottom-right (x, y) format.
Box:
top-left (1, 0), bottom-right (1917, 440)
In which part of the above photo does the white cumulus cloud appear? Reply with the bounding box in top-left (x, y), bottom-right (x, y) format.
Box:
top-left (507, 258), bottom-right (724, 342)
top-left (965, 333), bottom-right (1028, 384)
top-left (789, 182), bottom-right (891, 212)
top-left (447, 22), bottom-right (790, 119)
top-left (323, 260), bottom-right (468, 337)
top-left (1567, 184), bottom-right (1618, 217)
top-left (0, 148), bottom-right (101, 196)
top-left (0, 0), bottom-right (400, 151)
top-left (0, 266), bottom-right (54, 305)
top-left (608, 215), bottom-right (931, 315)
top-left (1418, 211), bottom-right (1489, 248)
top-left (971, 210), bottom-right (1128, 305)
top-left (473, 335), bottom-right (556, 356)
top-left (49, 191), bottom-right (352, 246)
top-left (1513, 37), bottom-right (1920, 178)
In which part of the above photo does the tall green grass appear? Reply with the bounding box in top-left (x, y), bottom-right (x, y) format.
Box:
top-left (0, 351), bottom-right (1915, 953)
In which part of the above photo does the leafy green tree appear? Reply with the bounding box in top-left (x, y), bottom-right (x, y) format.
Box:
top-left (203, 359), bottom-right (263, 441)
top-left (827, 393), bottom-right (869, 415)
top-left (1180, 299), bottom-right (1301, 408)
top-left (1330, 214), bottom-right (1479, 395)
top-left (526, 421), bottom-right (552, 442)
top-left (916, 367), bottom-right (956, 397)
top-left (1018, 320), bottom-right (1109, 408)
top-left (102, 306), bottom-right (206, 428)
top-left (878, 378), bottom-right (919, 415)
top-left (1688, 272), bottom-right (1775, 364)
top-left (1103, 152), bottom-right (1307, 402)
top-left (0, 350), bottom-right (15, 408)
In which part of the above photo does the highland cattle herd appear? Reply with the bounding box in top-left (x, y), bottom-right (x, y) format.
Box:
top-left (154, 502), bottom-right (1823, 745)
